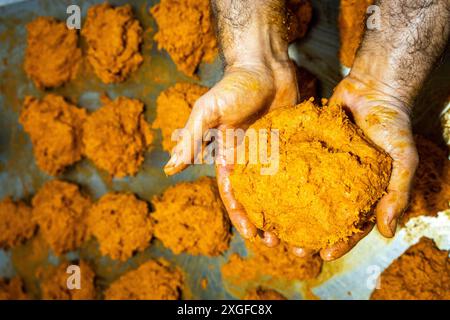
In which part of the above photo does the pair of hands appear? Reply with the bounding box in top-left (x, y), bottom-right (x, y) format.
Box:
top-left (164, 59), bottom-right (418, 261)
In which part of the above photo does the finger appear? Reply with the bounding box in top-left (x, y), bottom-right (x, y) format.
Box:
top-left (164, 95), bottom-right (219, 175)
top-left (215, 132), bottom-right (257, 239)
top-left (291, 247), bottom-right (317, 258)
top-left (320, 222), bottom-right (374, 261)
top-left (376, 145), bottom-right (419, 237)
top-left (216, 162), bottom-right (257, 239)
top-left (261, 231), bottom-right (280, 248)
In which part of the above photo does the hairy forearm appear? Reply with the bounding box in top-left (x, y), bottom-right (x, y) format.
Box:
top-left (211, 0), bottom-right (289, 67)
top-left (352, 0), bottom-right (450, 107)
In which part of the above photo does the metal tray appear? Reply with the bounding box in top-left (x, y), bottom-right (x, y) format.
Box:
top-left (0, 0), bottom-right (449, 300)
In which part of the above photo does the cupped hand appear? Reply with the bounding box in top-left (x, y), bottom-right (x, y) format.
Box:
top-left (317, 72), bottom-right (419, 261)
top-left (164, 60), bottom-right (299, 243)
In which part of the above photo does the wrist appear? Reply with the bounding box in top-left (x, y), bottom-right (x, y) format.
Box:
top-left (350, 56), bottom-right (416, 110)
top-left (343, 70), bottom-right (413, 117)
top-left (222, 18), bottom-right (290, 70)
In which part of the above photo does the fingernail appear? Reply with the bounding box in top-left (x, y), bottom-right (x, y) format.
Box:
top-left (164, 153), bottom-right (178, 170)
top-left (389, 219), bottom-right (398, 236)
top-left (263, 232), bottom-right (279, 248)
top-left (320, 250), bottom-right (335, 262)
top-left (292, 247), bottom-right (307, 257)
top-left (163, 153), bottom-right (180, 176)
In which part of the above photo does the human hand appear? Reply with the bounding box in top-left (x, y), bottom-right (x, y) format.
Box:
top-left (163, 0), bottom-right (447, 262)
top-left (314, 0), bottom-right (450, 261)
top-left (164, 59), bottom-right (299, 242)
top-left (318, 71), bottom-right (419, 261)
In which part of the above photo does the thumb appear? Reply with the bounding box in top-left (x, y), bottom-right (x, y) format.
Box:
top-left (164, 94), bottom-right (219, 175)
top-left (376, 142), bottom-right (419, 237)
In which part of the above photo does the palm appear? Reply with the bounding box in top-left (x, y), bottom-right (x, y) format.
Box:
top-left (330, 76), bottom-right (418, 240)
top-left (196, 65), bottom-right (298, 130)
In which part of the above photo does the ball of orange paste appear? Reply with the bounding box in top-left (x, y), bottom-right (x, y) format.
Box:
top-left (152, 177), bottom-right (231, 256)
top-left (222, 238), bottom-right (322, 284)
top-left (82, 3), bottom-right (143, 84)
top-left (286, 0), bottom-right (313, 43)
top-left (32, 180), bottom-right (92, 255)
top-left (83, 96), bottom-right (153, 177)
top-left (88, 192), bottom-right (154, 261)
top-left (371, 237), bottom-right (450, 300)
top-left (150, 0), bottom-right (217, 77)
top-left (230, 100), bottom-right (392, 250)
top-left (20, 95), bottom-right (87, 176)
top-left (0, 197), bottom-right (36, 249)
top-left (0, 277), bottom-right (28, 300)
top-left (105, 259), bottom-right (183, 300)
top-left (38, 260), bottom-right (96, 300)
top-left (24, 17), bottom-right (81, 89)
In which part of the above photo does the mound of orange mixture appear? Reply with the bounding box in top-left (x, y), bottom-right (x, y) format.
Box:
top-left (32, 180), bottom-right (92, 255)
top-left (371, 238), bottom-right (450, 300)
top-left (0, 197), bottom-right (36, 249)
top-left (150, 0), bottom-right (217, 77)
top-left (24, 17), bottom-right (81, 89)
top-left (286, 0), bottom-right (313, 43)
top-left (88, 193), bottom-right (154, 261)
top-left (82, 3), bottom-right (143, 83)
top-left (244, 287), bottom-right (287, 300)
top-left (38, 260), bottom-right (96, 300)
top-left (152, 83), bottom-right (208, 152)
top-left (105, 259), bottom-right (183, 300)
top-left (222, 239), bottom-right (323, 285)
top-left (230, 100), bottom-right (392, 250)
top-left (82, 96), bottom-right (153, 177)
top-left (339, 0), bottom-right (373, 67)
top-left (401, 136), bottom-right (450, 225)
top-left (20, 95), bottom-right (87, 176)
top-left (0, 277), bottom-right (28, 300)
top-left (152, 177), bottom-right (231, 256)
